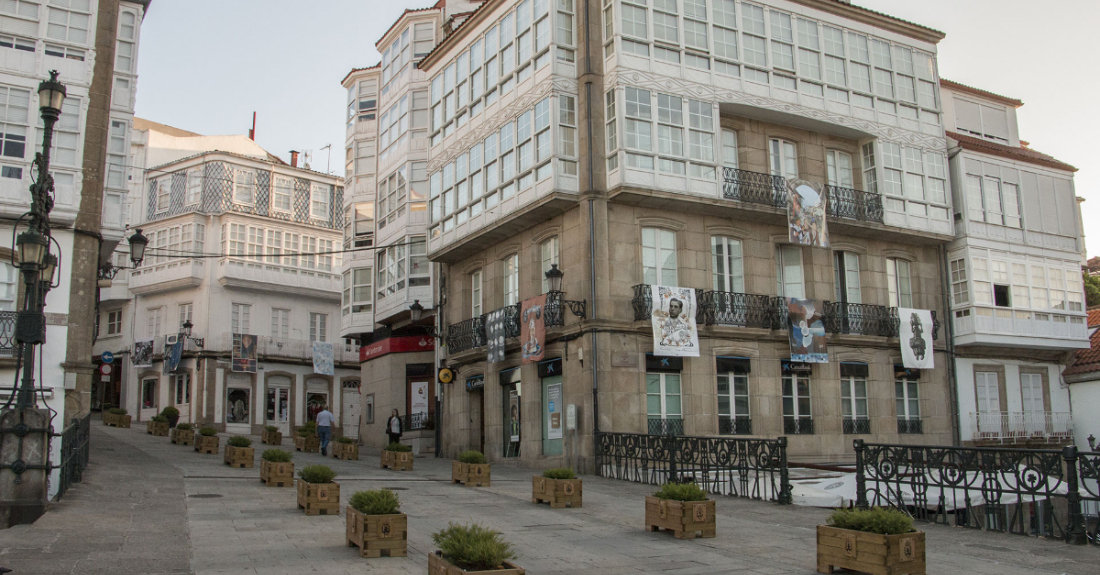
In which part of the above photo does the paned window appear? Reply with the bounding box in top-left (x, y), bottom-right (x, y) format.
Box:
top-left (47, 1), bottom-right (91, 45)
top-left (271, 308), bottom-right (290, 338)
top-left (107, 310), bottom-right (122, 335)
top-left (782, 365), bottom-right (812, 428)
top-left (310, 183), bottom-right (330, 220)
top-left (833, 251), bottom-right (861, 304)
top-left (503, 253), bottom-right (519, 305)
top-left (231, 303), bottom-right (251, 334)
top-left (950, 258), bottom-right (968, 306)
top-left (233, 168), bottom-right (255, 204)
top-left (471, 270), bottom-right (483, 316)
top-left (272, 177), bottom-right (292, 212)
top-left (0, 87), bottom-right (30, 160)
top-left (646, 372), bottom-right (682, 431)
top-left (642, 227), bottom-right (677, 285)
top-left (309, 312), bottom-right (327, 342)
top-left (540, 237), bottom-right (559, 292)
top-left (769, 138), bottom-right (797, 179)
top-left (841, 363), bottom-right (869, 433)
top-left (775, 245), bottom-right (804, 298)
top-left (711, 236), bottom-right (744, 293)
top-left (887, 258), bottom-right (913, 308)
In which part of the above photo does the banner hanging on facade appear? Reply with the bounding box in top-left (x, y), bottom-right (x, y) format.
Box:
top-left (312, 341), bottom-right (334, 375)
top-left (232, 333), bottom-right (257, 373)
top-left (520, 294), bottom-right (547, 364)
top-left (650, 285), bottom-right (700, 357)
top-left (787, 179), bottom-right (829, 248)
top-left (786, 297), bottom-right (828, 363)
top-left (132, 339), bottom-right (153, 368)
top-left (411, 380), bottom-right (429, 419)
top-left (163, 337), bottom-right (183, 374)
top-left (485, 307), bottom-right (508, 363)
top-left (899, 308), bottom-right (934, 369)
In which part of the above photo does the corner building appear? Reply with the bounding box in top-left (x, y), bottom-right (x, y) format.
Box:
top-left (417, 0), bottom-right (957, 467)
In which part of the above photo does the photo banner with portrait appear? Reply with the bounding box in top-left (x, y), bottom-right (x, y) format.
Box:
top-left (163, 337), bottom-right (183, 374)
top-left (786, 297), bottom-right (828, 363)
top-left (786, 179), bottom-right (829, 248)
top-left (132, 338), bottom-right (153, 368)
top-left (312, 341), bottom-right (334, 375)
top-left (520, 294), bottom-right (547, 364)
top-left (650, 285), bottom-right (700, 357)
top-left (232, 333), bottom-right (257, 373)
top-left (485, 307), bottom-right (508, 364)
top-left (899, 308), bottom-right (934, 369)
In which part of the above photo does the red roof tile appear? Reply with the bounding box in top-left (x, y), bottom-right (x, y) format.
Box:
top-left (341, 63), bottom-right (380, 86)
top-left (946, 131), bottom-right (1078, 173)
top-left (1065, 327), bottom-right (1100, 377)
top-left (377, 6), bottom-right (441, 47)
top-left (1089, 309), bottom-right (1100, 328)
top-left (941, 79), bottom-right (1023, 108)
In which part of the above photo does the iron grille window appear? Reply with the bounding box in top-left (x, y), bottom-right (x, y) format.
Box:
top-left (843, 418), bottom-right (871, 434)
top-left (783, 417), bottom-right (813, 435)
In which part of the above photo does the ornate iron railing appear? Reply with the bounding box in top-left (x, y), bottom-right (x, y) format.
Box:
top-left (596, 431), bottom-right (792, 503)
top-left (446, 317), bottom-right (486, 353)
top-left (784, 417), bottom-right (814, 435)
top-left (719, 415), bottom-right (752, 435)
top-left (824, 303), bottom-right (940, 340)
top-left (0, 310), bottom-right (16, 357)
top-left (701, 291), bottom-right (783, 328)
top-left (855, 440), bottom-right (1091, 544)
top-left (825, 184), bottom-right (885, 223)
top-left (55, 413), bottom-right (91, 500)
top-left (1079, 450), bottom-right (1100, 544)
top-left (897, 418), bottom-right (923, 434)
top-left (843, 418), bottom-right (871, 434)
top-left (647, 417), bottom-right (684, 436)
top-left (544, 292), bottom-right (565, 327)
top-left (969, 411), bottom-right (1074, 444)
top-left (722, 167), bottom-right (786, 208)
top-left (502, 303), bottom-right (521, 338)
top-left (631, 284), bottom-right (707, 324)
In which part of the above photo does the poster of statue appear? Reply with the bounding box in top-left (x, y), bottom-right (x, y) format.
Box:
top-left (132, 339), bottom-right (153, 368)
top-left (232, 333), bottom-right (257, 373)
top-left (786, 297), bottom-right (828, 363)
top-left (650, 285), bottom-right (700, 357)
top-left (312, 341), bottom-right (334, 375)
top-left (520, 294), bottom-right (546, 364)
top-left (787, 179), bottom-right (829, 248)
top-left (163, 336), bottom-right (182, 374)
top-left (485, 308), bottom-right (508, 363)
top-left (899, 308), bottom-right (934, 369)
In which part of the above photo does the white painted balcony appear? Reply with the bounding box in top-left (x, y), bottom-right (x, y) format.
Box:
top-left (217, 333), bottom-right (359, 363)
top-left (216, 257), bottom-right (340, 301)
top-left (953, 306), bottom-right (1090, 349)
top-left (340, 309), bottom-right (375, 339)
top-left (98, 271), bottom-right (131, 302)
top-left (969, 411), bottom-right (1074, 444)
top-left (129, 259), bottom-right (205, 295)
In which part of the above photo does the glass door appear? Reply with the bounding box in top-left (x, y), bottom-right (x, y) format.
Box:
top-left (266, 387), bottom-right (290, 434)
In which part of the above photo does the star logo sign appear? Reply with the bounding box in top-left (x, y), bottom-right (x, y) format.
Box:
top-left (660, 358), bottom-right (670, 367)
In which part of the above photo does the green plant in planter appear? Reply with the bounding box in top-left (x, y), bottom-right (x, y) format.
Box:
top-left (335, 436), bottom-right (355, 444)
top-left (385, 442), bottom-right (412, 452)
top-left (227, 436), bottom-right (252, 448)
top-left (262, 448), bottom-right (292, 462)
top-left (298, 464), bottom-right (337, 484)
top-left (160, 406), bottom-right (180, 418)
top-left (263, 425), bottom-right (279, 432)
top-left (151, 415), bottom-right (168, 423)
top-left (349, 489), bottom-right (400, 515)
top-left (297, 421), bottom-right (318, 436)
top-left (653, 482), bottom-right (708, 502)
top-left (543, 468), bottom-right (576, 480)
top-left (457, 450), bottom-right (487, 465)
top-left (198, 426), bottom-right (217, 437)
top-left (108, 407), bottom-right (127, 415)
top-left (175, 423), bottom-right (193, 431)
top-left (432, 522), bottom-right (516, 571)
top-left (828, 507), bottom-right (914, 535)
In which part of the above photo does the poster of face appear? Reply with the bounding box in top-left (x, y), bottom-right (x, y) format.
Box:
top-left (786, 297), bottom-right (828, 363)
top-left (163, 337), bottom-right (183, 374)
top-left (411, 381), bottom-right (429, 416)
top-left (485, 308), bottom-right (508, 364)
top-left (650, 286), bottom-right (700, 357)
top-left (132, 339), bottom-right (154, 368)
top-left (312, 341), bottom-right (334, 375)
top-left (899, 308), bottom-right (934, 369)
top-left (232, 333), bottom-right (257, 373)
top-left (520, 294), bottom-right (546, 364)
top-left (787, 179), bottom-right (829, 248)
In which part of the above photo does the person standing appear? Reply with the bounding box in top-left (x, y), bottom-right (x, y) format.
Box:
top-left (386, 409), bottom-right (403, 446)
top-left (316, 404), bottom-right (335, 456)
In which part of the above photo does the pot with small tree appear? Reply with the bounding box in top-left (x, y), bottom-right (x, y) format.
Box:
top-left (147, 415), bottom-right (170, 436)
top-left (381, 442), bottom-right (414, 471)
top-left (346, 488), bottom-right (407, 558)
top-left (645, 482), bottom-right (716, 540)
top-left (816, 507), bottom-right (925, 575)
top-left (194, 426), bottom-right (220, 454)
top-left (262, 424), bottom-right (282, 445)
top-left (297, 464), bottom-right (339, 516)
top-left (160, 406), bottom-right (181, 428)
top-left (170, 423), bottom-right (195, 445)
top-left (532, 468), bottom-right (582, 508)
top-left (224, 436), bottom-right (254, 468)
top-left (294, 421), bottom-right (319, 453)
top-left (260, 448), bottom-right (294, 487)
top-left (428, 522), bottom-right (524, 574)
top-left (451, 451), bottom-right (490, 487)
top-left (333, 436), bottom-right (359, 460)
top-left (104, 407), bottom-right (131, 428)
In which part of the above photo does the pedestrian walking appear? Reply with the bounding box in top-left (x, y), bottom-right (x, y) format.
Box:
top-left (386, 409), bottom-right (403, 446)
top-left (316, 404), bottom-right (335, 456)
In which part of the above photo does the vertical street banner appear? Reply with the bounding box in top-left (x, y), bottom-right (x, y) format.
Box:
top-left (312, 341), bottom-right (334, 375)
top-left (899, 308), bottom-right (934, 369)
top-left (132, 339), bottom-right (153, 368)
top-left (520, 294), bottom-right (547, 364)
top-left (786, 297), bottom-right (828, 363)
top-left (232, 333), bottom-right (257, 373)
top-left (786, 179), bottom-right (829, 248)
top-left (486, 307), bottom-right (508, 363)
top-left (650, 285), bottom-right (700, 357)
top-left (163, 336), bottom-right (183, 374)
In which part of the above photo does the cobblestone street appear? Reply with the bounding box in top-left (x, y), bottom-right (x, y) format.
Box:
top-left (0, 422), bottom-right (1095, 574)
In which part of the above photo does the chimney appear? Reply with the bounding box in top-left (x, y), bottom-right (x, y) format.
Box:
top-left (290, 150), bottom-right (299, 168)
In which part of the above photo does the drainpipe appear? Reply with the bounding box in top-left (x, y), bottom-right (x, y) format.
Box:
top-left (939, 245), bottom-right (960, 446)
top-left (583, 0), bottom-right (599, 441)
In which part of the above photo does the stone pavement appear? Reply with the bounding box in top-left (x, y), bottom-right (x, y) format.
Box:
top-left (1, 421), bottom-right (1097, 574)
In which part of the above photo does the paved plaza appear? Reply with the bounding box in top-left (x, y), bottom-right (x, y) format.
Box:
top-left (0, 422), bottom-right (1096, 574)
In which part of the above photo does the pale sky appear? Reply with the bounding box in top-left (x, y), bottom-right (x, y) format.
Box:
top-left (134, 0), bottom-right (1099, 257)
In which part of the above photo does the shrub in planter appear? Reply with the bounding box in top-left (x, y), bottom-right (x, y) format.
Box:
top-left (346, 489), bottom-right (407, 558)
top-left (108, 407), bottom-right (127, 415)
top-left (294, 422), bottom-right (319, 453)
top-left (260, 448), bottom-right (294, 487)
top-left (147, 415), bottom-right (170, 436)
top-left (533, 468), bottom-right (582, 509)
top-left (160, 406), bottom-right (181, 428)
top-left (429, 522), bottom-right (523, 574)
top-left (261, 424), bottom-right (282, 446)
top-left (817, 507), bottom-right (924, 575)
top-left (227, 436), bottom-right (252, 448)
top-left (645, 482), bottom-right (715, 540)
top-left (452, 451), bottom-right (490, 487)
top-left (297, 465), bottom-right (339, 516)
top-left (170, 422), bottom-right (195, 445)
top-left (176, 423), bottom-right (193, 430)
top-left (199, 426), bottom-right (217, 436)
top-left (195, 427), bottom-right (220, 454)
top-left (225, 435), bottom-right (255, 468)
top-left (104, 407), bottom-right (131, 428)
top-left (333, 436), bottom-right (359, 461)
top-left (381, 442), bottom-right (414, 471)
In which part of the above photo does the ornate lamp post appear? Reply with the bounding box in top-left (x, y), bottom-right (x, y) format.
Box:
top-left (544, 264), bottom-right (587, 318)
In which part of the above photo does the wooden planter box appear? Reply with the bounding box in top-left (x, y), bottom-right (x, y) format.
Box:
top-left (260, 460), bottom-right (294, 487)
top-left (294, 434), bottom-right (319, 453)
top-left (381, 450), bottom-right (414, 471)
top-left (333, 441), bottom-right (359, 460)
top-left (532, 476), bottom-right (582, 508)
top-left (345, 508), bottom-right (407, 558)
top-left (428, 551), bottom-right (525, 575)
top-left (170, 428), bottom-right (194, 445)
top-left (103, 412), bottom-right (131, 428)
top-left (147, 420), bottom-right (169, 436)
top-left (261, 428), bottom-right (282, 445)
top-left (451, 461), bottom-right (491, 487)
top-left (224, 445), bottom-right (255, 468)
top-left (297, 479), bottom-right (340, 516)
top-left (816, 525), bottom-right (925, 575)
top-left (644, 496), bottom-right (716, 540)
top-left (194, 435), bottom-right (220, 454)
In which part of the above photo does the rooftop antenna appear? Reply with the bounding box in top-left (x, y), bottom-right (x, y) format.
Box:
top-left (320, 144), bottom-right (332, 174)
top-left (248, 111), bottom-right (256, 140)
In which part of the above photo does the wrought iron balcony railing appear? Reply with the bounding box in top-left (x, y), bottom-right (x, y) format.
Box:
top-left (783, 417), bottom-right (814, 435)
top-left (446, 316), bottom-right (486, 353)
top-left (722, 167), bottom-right (786, 208)
top-left (843, 417), bottom-right (871, 434)
top-left (823, 302), bottom-right (940, 340)
top-left (503, 302), bottom-right (521, 338)
top-left (702, 291), bottom-right (784, 329)
top-left (719, 415), bottom-right (752, 435)
top-left (631, 284), bottom-right (715, 325)
top-left (825, 184), bottom-right (885, 223)
top-left (0, 310), bottom-right (16, 358)
top-left (648, 417), bottom-right (684, 436)
top-left (970, 411), bottom-right (1074, 443)
top-left (896, 418), bottom-right (923, 434)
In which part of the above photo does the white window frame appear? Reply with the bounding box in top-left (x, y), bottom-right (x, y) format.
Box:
top-left (503, 253), bottom-right (520, 306)
top-left (309, 312), bottom-right (327, 342)
top-left (271, 308), bottom-right (290, 338)
top-left (776, 245), bottom-right (804, 299)
top-left (887, 257), bottom-right (913, 308)
top-left (711, 236), bottom-right (744, 293)
top-left (646, 372), bottom-right (682, 422)
top-left (231, 303), bottom-right (251, 334)
top-left (540, 237), bottom-right (559, 292)
top-left (642, 227), bottom-right (677, 286)
top-left (471, 270), bottom-right (483, 317)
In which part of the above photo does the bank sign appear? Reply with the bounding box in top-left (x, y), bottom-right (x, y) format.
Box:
top-left (359, 336), bottom-right (435, 362)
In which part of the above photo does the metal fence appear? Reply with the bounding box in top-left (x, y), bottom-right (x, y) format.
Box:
top-left (0, 310), bottom-right (16, 357)
top-left (596, 431), bottom-right (792, 503)
top-left (55, 413), bottom-right (91, 500)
